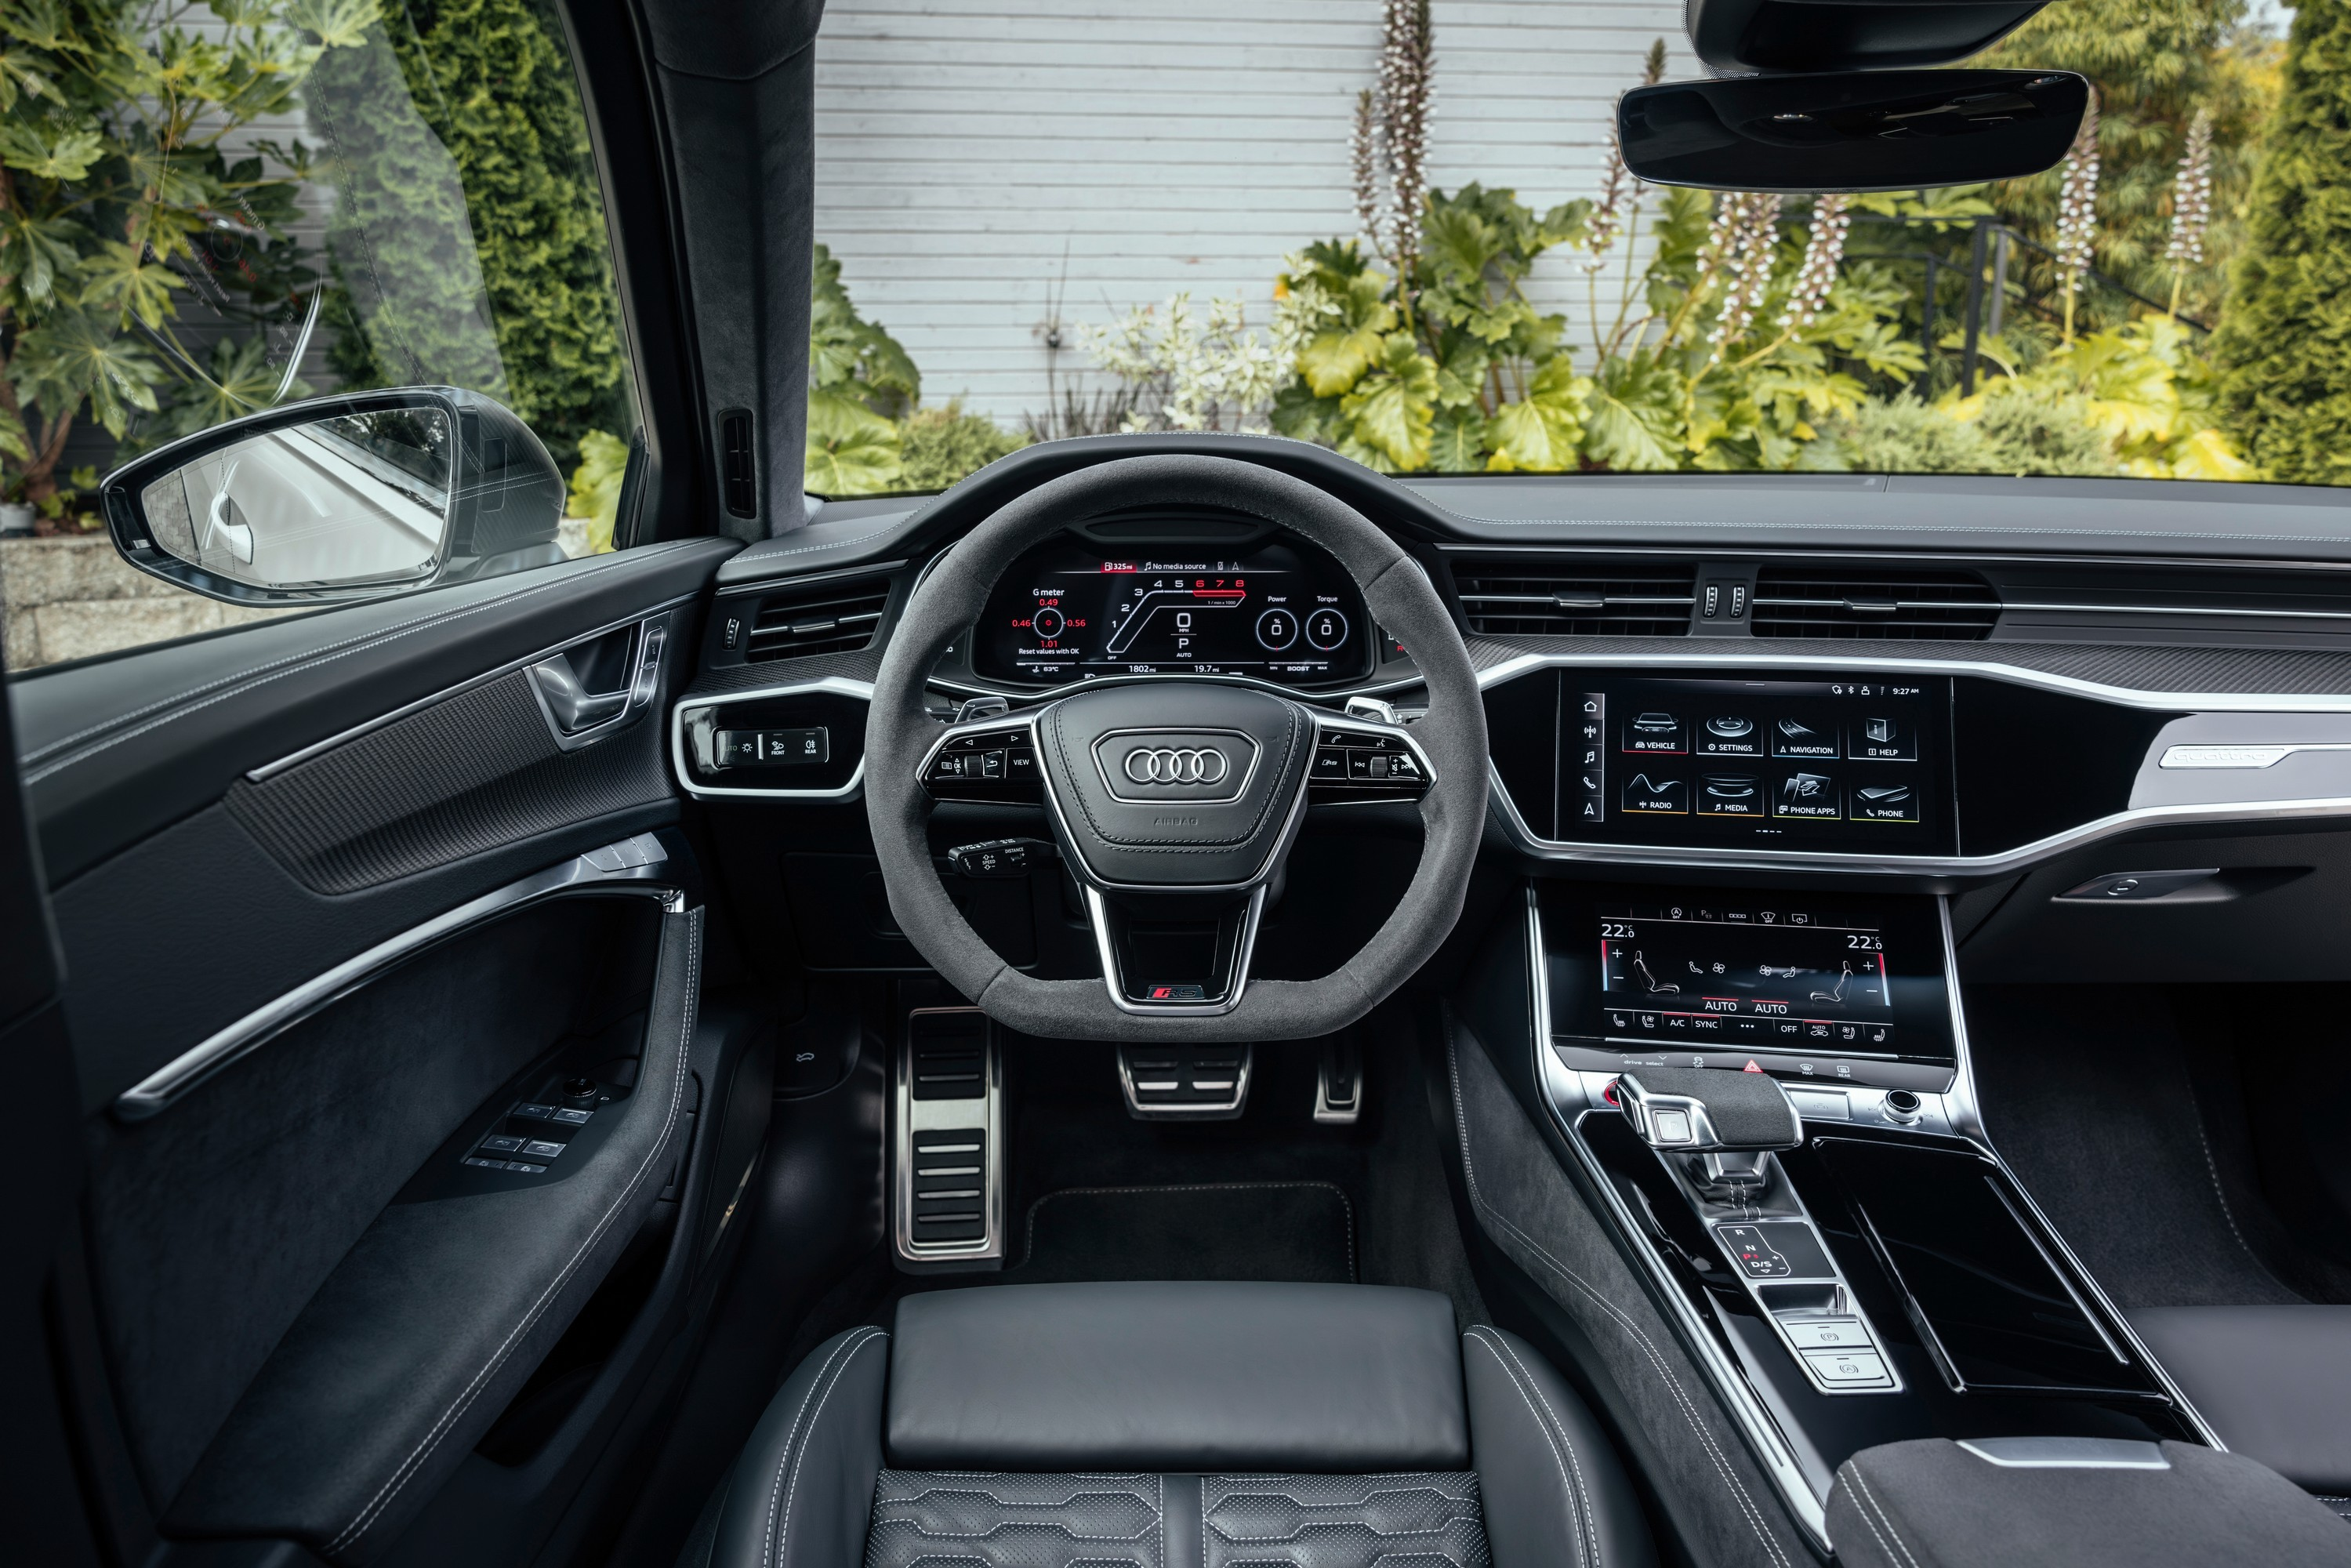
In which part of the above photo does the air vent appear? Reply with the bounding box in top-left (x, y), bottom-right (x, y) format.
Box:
top-left (720, 408), bottom-right (756, 518)
top-left (745, 575), bottom-right (891, 661)
top-left (1751, 568), bottom-right (2000, 640)
top-left (1453, 560), bottom-right (1697, 636)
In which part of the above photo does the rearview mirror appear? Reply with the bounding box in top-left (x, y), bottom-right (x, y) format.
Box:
top-left (1619, 70), bottom-right (2089, 194)
top-left (102, 387), bottom-right (568, 606)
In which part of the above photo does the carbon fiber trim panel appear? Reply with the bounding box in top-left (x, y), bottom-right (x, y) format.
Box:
top-left (1465, 635), bottom-right (2351, 694)
top-left (865, 1473), bottom-right (1488, 1568)
top-left (225, 669), bottom-right (670, 894)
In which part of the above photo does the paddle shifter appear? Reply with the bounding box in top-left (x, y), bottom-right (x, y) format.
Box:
top-left (1616, 1066), bottom-right (1803, 1203)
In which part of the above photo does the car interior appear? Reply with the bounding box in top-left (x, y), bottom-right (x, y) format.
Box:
top-left (10, 2), bottom-right (2351, 1566)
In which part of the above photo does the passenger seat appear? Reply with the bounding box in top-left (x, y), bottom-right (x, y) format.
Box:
top-left (687, 1279), bottom-right (1656, 1568)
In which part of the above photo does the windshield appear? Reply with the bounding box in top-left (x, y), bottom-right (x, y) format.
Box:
top-left (806, 0), bottom-right (2309, 495)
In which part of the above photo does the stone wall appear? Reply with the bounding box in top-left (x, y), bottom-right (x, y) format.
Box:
top-left (1, 536), bottom-right (295, 671)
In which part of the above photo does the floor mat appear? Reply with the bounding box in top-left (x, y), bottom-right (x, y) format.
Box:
top-left (1009, 1180), bottom-right (1356, 1284)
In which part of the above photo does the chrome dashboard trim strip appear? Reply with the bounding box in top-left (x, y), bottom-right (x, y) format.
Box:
top-left (1474, 646), bottom-right (2351, 714)
top-left (669, 676), bottom-right (874, 800)
top-left (113, 834), bottom-right (683, 1123)
top-left (1486, 753), bottom-right (2351, 878)
top-left (2161, 742), bottom-right (2351, 768)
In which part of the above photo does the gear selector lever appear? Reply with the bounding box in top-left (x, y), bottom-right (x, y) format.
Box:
top-left (1616, 1066), bottom-right (1803, 1201)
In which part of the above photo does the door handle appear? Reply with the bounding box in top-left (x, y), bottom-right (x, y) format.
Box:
top-left (528, 621), bottom-right (666, 746)
top-left (529, 657), bottom-right (630, 732)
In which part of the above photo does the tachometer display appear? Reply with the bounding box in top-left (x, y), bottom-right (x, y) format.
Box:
top-left (972, 538), bottom-right (1367, 684)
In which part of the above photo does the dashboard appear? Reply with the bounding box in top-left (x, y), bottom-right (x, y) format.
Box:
top-left (970, 535), bottom-right (1372, 686)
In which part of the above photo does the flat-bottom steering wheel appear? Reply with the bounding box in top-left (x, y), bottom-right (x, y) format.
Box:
top-left (865, 454), bottom-right (1489, 1040)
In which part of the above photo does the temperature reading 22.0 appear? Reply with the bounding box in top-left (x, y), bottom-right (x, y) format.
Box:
top-left (1847, 935), bottom-right (1884, 950)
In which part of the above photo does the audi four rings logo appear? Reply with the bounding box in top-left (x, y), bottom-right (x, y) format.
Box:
top-left (1124, 746), bottom-right (1230, 786)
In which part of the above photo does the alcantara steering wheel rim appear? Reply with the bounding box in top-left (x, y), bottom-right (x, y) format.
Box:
top-left (863, 452), bottom-right (1489, 1041)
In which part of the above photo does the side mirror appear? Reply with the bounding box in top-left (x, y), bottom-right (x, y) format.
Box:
top-left (1619, 70), bottom-right (2090, 194)
top-left (101, 387), bottom-right (568, 606)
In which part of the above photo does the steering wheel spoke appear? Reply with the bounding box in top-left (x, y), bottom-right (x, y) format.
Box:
top-left (1083, 884), bottom-right (1268, 1013)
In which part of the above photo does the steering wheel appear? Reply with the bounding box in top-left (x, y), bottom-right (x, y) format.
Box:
top-left (865, 453), bottom-right (1488, 1040)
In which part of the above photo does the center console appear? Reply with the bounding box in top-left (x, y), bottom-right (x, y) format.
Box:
top-left (1475, 880), bottom-right (2219, 1552)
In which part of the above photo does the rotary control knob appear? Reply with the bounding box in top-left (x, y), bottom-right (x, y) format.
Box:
top-left (1031, 605), bottom-right (1065, 641)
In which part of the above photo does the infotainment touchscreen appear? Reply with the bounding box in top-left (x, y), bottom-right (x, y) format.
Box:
top-left (1558, 674), bottom-right (1953, 852)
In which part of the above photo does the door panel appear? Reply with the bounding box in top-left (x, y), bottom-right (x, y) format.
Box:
top-left (14, 539), bottom-right (733, 886)
top-left (8, 537), bottom-right (751, 1563)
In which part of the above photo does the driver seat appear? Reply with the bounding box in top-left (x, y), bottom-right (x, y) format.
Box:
top-left (687, 1280), bottom-right (1656, 1568)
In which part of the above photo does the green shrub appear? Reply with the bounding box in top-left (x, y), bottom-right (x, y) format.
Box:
top-left (1836, 396), bottom-right (1997, 474)
top-left (1975, 387), bottom-right (2123, 476)
top-left (898, 402), bottom-right (1029, 491)
top-left (2213, 0), bottom-right (2351, 483)
top-left (310, 0), bottom-right (628, 467)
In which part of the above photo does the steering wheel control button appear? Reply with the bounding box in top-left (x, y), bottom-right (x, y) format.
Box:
top-left (1118, 1044), bottom-right (1253, 1120)
top-left (1304, 608), bottom-right (1349, 650)
top-left (1256, 608), bottom-right (1298, 649)
top-left (1776, 772), bottom-right (1841, 820)
top-left (947, 839), bottom-right (1051, 878)
top-left (924, 724), bottom-right (1043, 803)
top-left (1308, 723), bottom-right (1431, 800)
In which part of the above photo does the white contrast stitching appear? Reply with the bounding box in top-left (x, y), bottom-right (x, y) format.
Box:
top-left (1018, 1181), bottom-right (1356, 1280)
top-left (1846, 1465), bottom-right (1921, 1568)
top-left (1841, 1471), bottom-right (1903, 1568)
top-left (24, 543), bottom-right (695, 777)
top-left (327, 911), bottom-right (703, 1554)
top-left (774, 1329), bottom-right (891, 1568)
top-left (758, 1328), bottom-right (889, 1568)
top-left (1444, 1016), bottom-right (1791, 1568)
top-left (1463, 1329), bottom-right (1593, 1568)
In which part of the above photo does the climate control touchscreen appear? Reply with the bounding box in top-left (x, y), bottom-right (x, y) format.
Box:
top-left (1564, 675), bottom-right (1950, 851)
top-left (1599, 903), bottom-right (1895, 1053)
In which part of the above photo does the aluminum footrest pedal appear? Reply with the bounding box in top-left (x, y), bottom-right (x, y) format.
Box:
top-left (894, 1007), bottom-right (1005, 1271)
top-left (1117, 1043), bottom-right (1251, 1120)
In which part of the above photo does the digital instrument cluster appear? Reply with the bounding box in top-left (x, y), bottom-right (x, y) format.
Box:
top-left (971, 539), bottom-right (1370, 685)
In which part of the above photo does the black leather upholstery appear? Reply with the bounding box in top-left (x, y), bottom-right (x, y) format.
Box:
top-left (705, 1327), bottom-right (891, 1568)
top-left (696, 1281), bottom-right (1653, 1568)
top-left (887, 1280), bottom-right (1468, 1470)
top-left (2130, 1305), bottom-right (2351, 1493)
top-left (1464, 1325), bottom-right (1653, 1568)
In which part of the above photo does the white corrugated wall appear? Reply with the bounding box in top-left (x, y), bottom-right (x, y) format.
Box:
top-left (812, 0), bottom-right (1694, 430)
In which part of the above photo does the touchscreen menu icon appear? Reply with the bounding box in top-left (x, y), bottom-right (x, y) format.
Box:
top-left (1624, 712), bottom-right (1684, 753)
top-left (1776, 772), bottom-right (1841, 820)
top-left (1772, 717), bottom-right (1839, 759)
top-left (1623, 774), bottom-right (1687, 814)
top-left (1853, 783), bottom-right (1919, 822)
top-left (1697, 715), bottom-right (1764, 757)
top-left (1850, 715), bottom-right (1917, 761)
top-left (1697, 774), bottom-right (1764, 816)
top-left (1572, 692), bottom-right (1608, 829)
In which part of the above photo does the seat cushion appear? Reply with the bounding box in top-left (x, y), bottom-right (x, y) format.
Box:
top-left (887, 1280), bottom-right (1469, 1471)
top-left (2131, 1305), bottom-right (2351, 1493)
